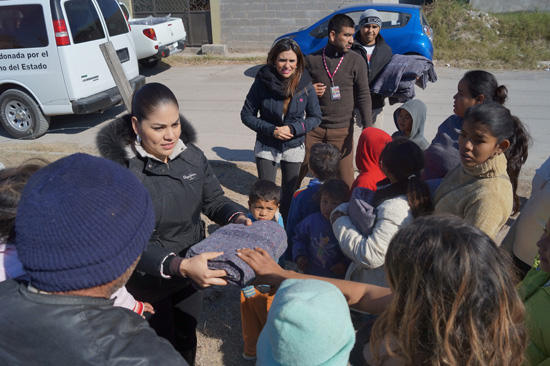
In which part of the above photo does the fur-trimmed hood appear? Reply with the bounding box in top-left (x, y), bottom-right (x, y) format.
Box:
top-left (96, 113), bottom-right (197, 166)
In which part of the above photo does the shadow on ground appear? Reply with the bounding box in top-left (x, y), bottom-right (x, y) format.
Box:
top-left (211, 147), bottom-right (255, 164)
top-left (47, 104), bottom-right (127, 135)
top-left (210, 160), bottom-right (258, 197)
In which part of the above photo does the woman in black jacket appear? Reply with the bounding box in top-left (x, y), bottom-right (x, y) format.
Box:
top-left (241, 38), bottom-right (322, 222)
top-left (97, 83), bottom-right (250, 365)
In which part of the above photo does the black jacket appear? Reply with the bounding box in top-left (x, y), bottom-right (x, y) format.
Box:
top-left (0, 280), bottom-right (187, 365)
top-left (352, 33), bottom-right (394, 110)
top-left (97, 115), bottom-right (242, 301)
top-left (241, 65), bottom-right (322, 150)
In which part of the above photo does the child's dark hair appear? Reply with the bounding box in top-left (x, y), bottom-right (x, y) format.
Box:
top-left (379, 137), bottom-right (432, 217)
top-left (462, 70), bottom-right (508, 105)
top-left (317, 179), bottom-right (350, 204)
top-left (309, 143), bottom-right (341, 181)
top-left (249, 179), bottom-right (281, 205)
top-left (328, 14), bottom-right (355, 34)
top-left (0, 159), bottom-right (48, 241)
top-left (132, 82), bottom-right (178, 122)
top-left (463, 102), bottom-right (530, 214)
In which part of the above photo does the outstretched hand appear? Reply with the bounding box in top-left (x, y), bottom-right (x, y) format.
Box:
top-left (180, 252), bottom-right (228, 288)
top-left (237, 247), bottom-right (288, 287)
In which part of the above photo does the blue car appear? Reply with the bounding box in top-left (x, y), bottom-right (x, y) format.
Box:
top-left (275, 3), bottom-right (434, 60)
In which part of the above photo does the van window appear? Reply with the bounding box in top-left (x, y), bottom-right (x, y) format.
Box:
top-left (65, 0), bottom-right (106, 44)
top-left (0, 5), bottom-right (48, 50)
top-left (96, 0), bottom-right (129, 37)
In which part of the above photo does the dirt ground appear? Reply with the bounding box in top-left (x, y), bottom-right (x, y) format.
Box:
top-left (0, 142), bottom-right (535, 366)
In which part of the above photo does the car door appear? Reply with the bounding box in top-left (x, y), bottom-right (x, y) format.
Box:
top-left (57, 0), bottom-right (138, 100)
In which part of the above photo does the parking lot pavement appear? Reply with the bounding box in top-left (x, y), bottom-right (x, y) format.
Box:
top-left (1, 64), bottom-right (549, 171)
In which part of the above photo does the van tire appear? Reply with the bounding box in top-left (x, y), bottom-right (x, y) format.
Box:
top-left (0, 89), bottom-right (50, 139)
top-left (139, 57), bottom-right (160, 68)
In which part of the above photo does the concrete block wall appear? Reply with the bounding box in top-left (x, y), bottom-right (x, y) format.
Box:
top-left (219, 0), bottom-right (367, 52)
top-left (470, 0), bottom-right (550, 13)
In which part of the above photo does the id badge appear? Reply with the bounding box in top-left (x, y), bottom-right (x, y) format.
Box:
top-left (330, 86), bottom-right (341, 100)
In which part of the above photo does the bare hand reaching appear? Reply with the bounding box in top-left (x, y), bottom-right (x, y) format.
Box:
top-left (237, 247), bottom-right (288, 287)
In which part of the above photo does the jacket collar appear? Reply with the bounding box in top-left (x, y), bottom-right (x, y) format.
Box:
top-left (324, 42), bottom-right (343, 57)
top-left (21, 283), bottom-right (115, 306)
top-left (462, 153), bottom-right (508, 178)
top-left (97, 113), bottom-right (197, 166)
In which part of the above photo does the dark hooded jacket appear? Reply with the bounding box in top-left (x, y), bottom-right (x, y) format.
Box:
top-left (391, 99), bottom-right (429, 150)
top-left (241, 65), bottom-right (322, 150)
top-left (352, 33), bottom-right (393, 110)
top-left (0, 280), bottom-right (187, 365)
top-left (97, 114), bottom-right (241, 301)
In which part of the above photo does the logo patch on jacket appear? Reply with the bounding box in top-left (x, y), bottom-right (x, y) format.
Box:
top-left (182, 173), bottom-right (197, 180)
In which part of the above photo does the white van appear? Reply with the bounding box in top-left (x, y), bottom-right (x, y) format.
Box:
top-left (0, 0), bottom-right (145, 139)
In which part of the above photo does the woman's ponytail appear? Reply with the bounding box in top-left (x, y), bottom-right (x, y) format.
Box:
top-left (505, 116), bottom-right (530, 214)
top-left (493, 85), bottom-right (508, 105)
top-left (379, 138), bottom-right (432, 218)
top-left (406, 174), bottom-right (432, 217)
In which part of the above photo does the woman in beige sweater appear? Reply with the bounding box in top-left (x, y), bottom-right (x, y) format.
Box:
top-left (433, 102), bottom-right (530, 238)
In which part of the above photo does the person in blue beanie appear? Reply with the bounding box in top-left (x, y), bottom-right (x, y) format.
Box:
top-left (0, 153), bottom-right (188, 365)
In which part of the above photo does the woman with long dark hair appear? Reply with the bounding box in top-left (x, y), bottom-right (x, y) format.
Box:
top-left (241, 38), bottom-right (322, 222)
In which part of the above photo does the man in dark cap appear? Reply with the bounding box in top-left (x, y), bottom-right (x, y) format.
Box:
top-left (352, 9), bottom-right (394, 126)
top-left (0, 153), bottom-right (187, 365)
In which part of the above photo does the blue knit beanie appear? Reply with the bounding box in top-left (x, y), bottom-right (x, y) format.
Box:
top-left (15, 153), bottom-right (155, 292)
top-left (257, 279), bottom-right (355, 366)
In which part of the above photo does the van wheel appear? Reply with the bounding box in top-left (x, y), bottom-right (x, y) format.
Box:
top-left (0, 89), bottom-right (50, 139)
top-left (139, 57), bottom-right (160, 68)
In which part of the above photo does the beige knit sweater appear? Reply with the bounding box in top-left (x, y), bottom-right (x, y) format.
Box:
top-left (433, 153), bottom-right (512, 239)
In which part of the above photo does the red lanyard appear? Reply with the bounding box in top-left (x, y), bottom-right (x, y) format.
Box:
top-left (322, 47), bottom-right (345, 86)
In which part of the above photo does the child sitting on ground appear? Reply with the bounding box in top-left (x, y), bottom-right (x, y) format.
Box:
top-left (292, 179), bottom-right (350, 279)
top-left (285, 143), bottom-right (341, 260)
top-left (240, 179), bottom-right (284, 361)
top-left (391, 99), bottom-right (429, 151)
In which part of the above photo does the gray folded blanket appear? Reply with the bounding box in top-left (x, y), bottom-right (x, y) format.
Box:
top-left (185, 220), bottom-right (287, 288)
top-left (348, 187), bottom-right (377, 237)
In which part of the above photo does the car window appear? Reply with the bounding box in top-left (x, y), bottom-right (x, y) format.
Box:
top-left (119, 2), bottom-right (130, 20)
top-left (96, 0), bottom-right (129, 37)
top-left (364, 11), bottom-right (411, 29)
top-left (309, 9), bottom-right (411, 40)
top-left (421, 11), bottom-right (430, 27)
top-left (65, 0), bottom-right (106, 44)
top-left (0, 5), bottom-right (48, 50)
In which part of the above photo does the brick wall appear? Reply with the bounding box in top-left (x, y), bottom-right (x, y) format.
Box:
top-left (219, 0), bottom-right (361, 51)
